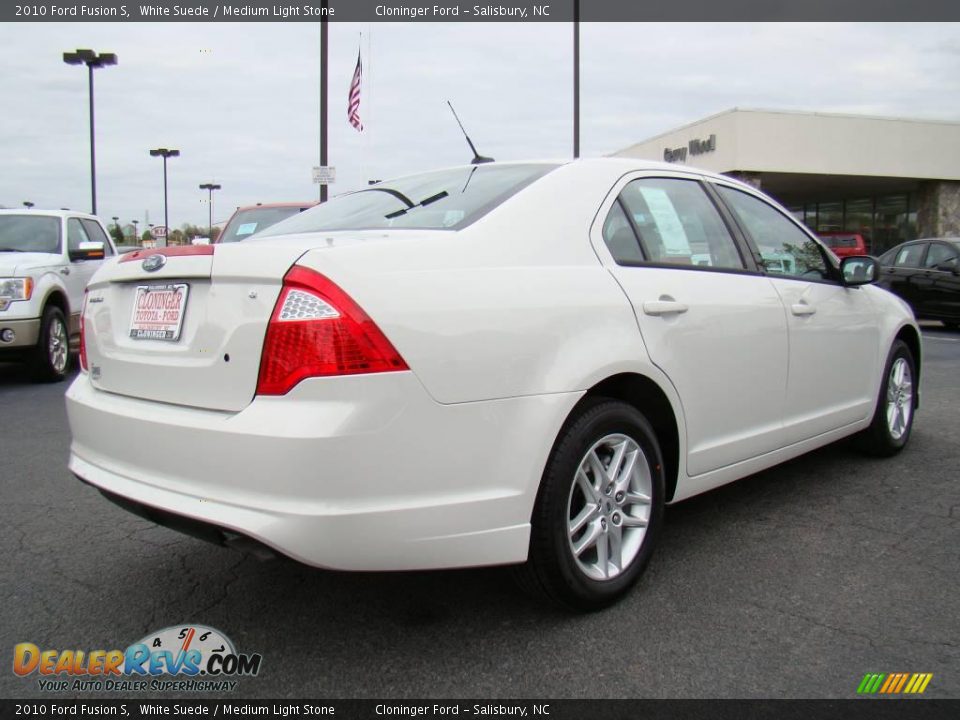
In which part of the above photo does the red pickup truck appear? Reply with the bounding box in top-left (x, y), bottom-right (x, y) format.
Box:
top-left (818, 232), bottom-right (868, 258)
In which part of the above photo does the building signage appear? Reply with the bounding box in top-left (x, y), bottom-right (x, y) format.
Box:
top-left (312, 166), bottom-right (336, 184)
top-left (664, 134), bottom-right (717, 163)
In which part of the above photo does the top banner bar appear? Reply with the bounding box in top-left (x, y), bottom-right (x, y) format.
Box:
top-left (5, 0), bottom-right (960, 22)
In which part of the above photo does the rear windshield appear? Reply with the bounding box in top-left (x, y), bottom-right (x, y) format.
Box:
top-left (219, 206), bottom-right (311, 243)
top-left (257, 163), bottom-right (558, 237)
top-left (0, 215), bottom-right (61, 253)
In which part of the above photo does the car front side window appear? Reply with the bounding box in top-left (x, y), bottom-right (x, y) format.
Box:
top-left (894, 244), bottom-right (926, 268)
top-left (80, 219), bottom-right (114, 256)
top-left (67, 218), bottom-right (92, 253)
top-left (716, 185), bottom-right (831, 281)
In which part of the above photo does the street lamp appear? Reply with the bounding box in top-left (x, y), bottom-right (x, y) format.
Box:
top-left (23, 201), bottom-right (34, 208)
top-left (149, 148), bottom-right (179, 247)
top-left (63, 49), bottom-right (117, 215)
top-left (132, 219), bottom-right (139, 242)
top-left (199, 183), bottom-right (221, 239)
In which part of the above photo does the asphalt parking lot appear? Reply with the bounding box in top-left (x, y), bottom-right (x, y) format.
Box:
top-left (1, 328), bottom-right (958, 700)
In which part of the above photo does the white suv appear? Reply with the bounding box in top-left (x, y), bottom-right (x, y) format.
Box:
top-left (0, 209), bottom-right (116, 381)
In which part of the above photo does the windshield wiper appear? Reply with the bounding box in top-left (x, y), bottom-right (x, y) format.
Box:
top-left (0, 247), bottom-right (26, 252)
top-left (358, 187), bottom-right (415, 208)
top-left (384, 191), bottom-right (449, 220)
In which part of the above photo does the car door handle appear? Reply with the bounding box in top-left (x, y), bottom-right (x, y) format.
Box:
top-left (642, 299), bottom-right (688, 316)
top-left (791, 302), bottom-right (816, 316)
top-left (60, 267), bottom-right (70, 276)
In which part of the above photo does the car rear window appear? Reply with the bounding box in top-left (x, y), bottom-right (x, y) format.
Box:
top-left (257, 163), bottom-right (559, 237)
top-left (0, 215), bottom-right (61, 254)
top-left (219, 207), bottom-right (312, 243)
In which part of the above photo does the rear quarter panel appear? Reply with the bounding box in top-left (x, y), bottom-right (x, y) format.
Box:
top-left (293, 162), bottom-right (667, 405)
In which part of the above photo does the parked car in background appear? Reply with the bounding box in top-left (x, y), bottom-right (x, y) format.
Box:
top-left (0, 209), bottom-right (116, 380)
top-left (68, 159), bottom-right (919, 610)
top-left (819, 232), bottom-right (868, 258)
top-left (877, 237), bottom-right (960, 329)
top-left (216, 202), bottom-right (317, 243)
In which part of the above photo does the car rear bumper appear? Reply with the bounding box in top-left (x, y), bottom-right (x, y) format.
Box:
top-left (66, 371), bottom-right (580, 571)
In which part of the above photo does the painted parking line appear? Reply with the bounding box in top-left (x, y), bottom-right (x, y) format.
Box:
top-left (922, 335), bottom-right (960, 343)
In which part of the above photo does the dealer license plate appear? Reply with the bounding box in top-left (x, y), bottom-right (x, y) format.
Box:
top-left (129, 283), bottom-right (190, 341)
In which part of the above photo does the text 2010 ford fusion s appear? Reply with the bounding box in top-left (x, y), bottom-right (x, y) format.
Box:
top-left (67, 159), bottom-right (920, 609)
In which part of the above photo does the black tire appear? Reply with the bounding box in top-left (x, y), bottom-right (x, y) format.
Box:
top-left (30, 306), bottom-right (71, 383)
top-left (855, 339), bottom-right (916, 456)
top-left (515, 398), bottom-right (665, 611)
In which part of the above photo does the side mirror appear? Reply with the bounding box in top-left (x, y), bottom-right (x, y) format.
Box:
top-left (69, 241), bottom-right (105, 262)
top-left (935, 261), bottom-right (960, 276)
top-left (840, 255), bottom-right (879, 287)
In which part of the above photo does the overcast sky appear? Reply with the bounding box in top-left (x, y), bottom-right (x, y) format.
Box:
top-left (2, 22), bottom-right (959, 230)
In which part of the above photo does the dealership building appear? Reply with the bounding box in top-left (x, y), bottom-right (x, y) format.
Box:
top-left (613, 108), bottom-right (960, 255)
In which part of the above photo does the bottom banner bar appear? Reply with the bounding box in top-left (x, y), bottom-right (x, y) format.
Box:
top-left (1, 699), bottom-right (959, 720)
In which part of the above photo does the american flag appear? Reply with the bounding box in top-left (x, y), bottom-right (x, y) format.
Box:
top-left (348, 48), bottom-right (363, 132)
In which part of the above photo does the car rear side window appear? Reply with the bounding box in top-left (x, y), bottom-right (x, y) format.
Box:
top-left (601, 201), bottom-right (645, 264)
top-left (613, 178), bottom-right (745, 270)
top-left (717, 185), bottom-right (831, 281)
top-left (924, 243), bottom-right (956, 268)
top-left (894, 244), bottom-right (926, 268)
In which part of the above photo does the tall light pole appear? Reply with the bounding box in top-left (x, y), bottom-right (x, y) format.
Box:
top-left (199, 183), bottom-right (221, 239)
top-left (319, 0), bottom-right (329, 203)
top-left (63, 49), bottom-right (117, 215)
top-left (132, 219), bottom-right (139, 243)
top-left (149, 148), bottom-right (179, 247)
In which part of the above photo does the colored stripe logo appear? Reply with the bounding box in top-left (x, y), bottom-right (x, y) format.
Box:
top-left (857, 673), bottom-right (933, 694)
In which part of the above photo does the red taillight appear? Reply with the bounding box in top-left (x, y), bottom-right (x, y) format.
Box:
top-left (79, 291), bottom-right (88, 372)
top-left (255, 265), bottom-right (408, 395)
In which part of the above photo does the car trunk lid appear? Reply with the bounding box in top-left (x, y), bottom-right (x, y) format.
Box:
top-left (83, 243), bottom-right (309, 412)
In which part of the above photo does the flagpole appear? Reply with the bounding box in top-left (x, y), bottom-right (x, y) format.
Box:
top-left (366, 26), bottom-right (372, 185)
top-left (573, 0), bottom-right (580, 159)
top-left (320, 0), bottom-right (329, 203)
top-left (360, 31), bottom-right (365, 190)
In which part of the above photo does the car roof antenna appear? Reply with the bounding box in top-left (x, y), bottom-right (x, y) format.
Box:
top-left (447, 101), bottom-right (494, 165)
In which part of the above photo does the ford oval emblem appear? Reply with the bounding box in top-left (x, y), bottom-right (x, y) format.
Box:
top-left (142, 254), bottom-right (166, 272)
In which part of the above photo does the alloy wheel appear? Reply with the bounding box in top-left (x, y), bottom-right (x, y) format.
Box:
top-left (566, 433), bottom-right (652, 581)
top-left (49, 317), bottom-right (68, 375)
top-left (885, 356), bottom-right (913, 440)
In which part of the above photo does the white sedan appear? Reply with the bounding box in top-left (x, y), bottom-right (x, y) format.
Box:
top-left (67, 159), bottom-right (919, 609)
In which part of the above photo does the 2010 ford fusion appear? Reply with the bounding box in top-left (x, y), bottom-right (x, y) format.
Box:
top-left (67, 159), bottom-right (920, 609)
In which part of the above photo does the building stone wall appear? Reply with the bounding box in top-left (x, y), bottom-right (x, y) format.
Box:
top-left (916, 181), bottom-right (960, 238)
